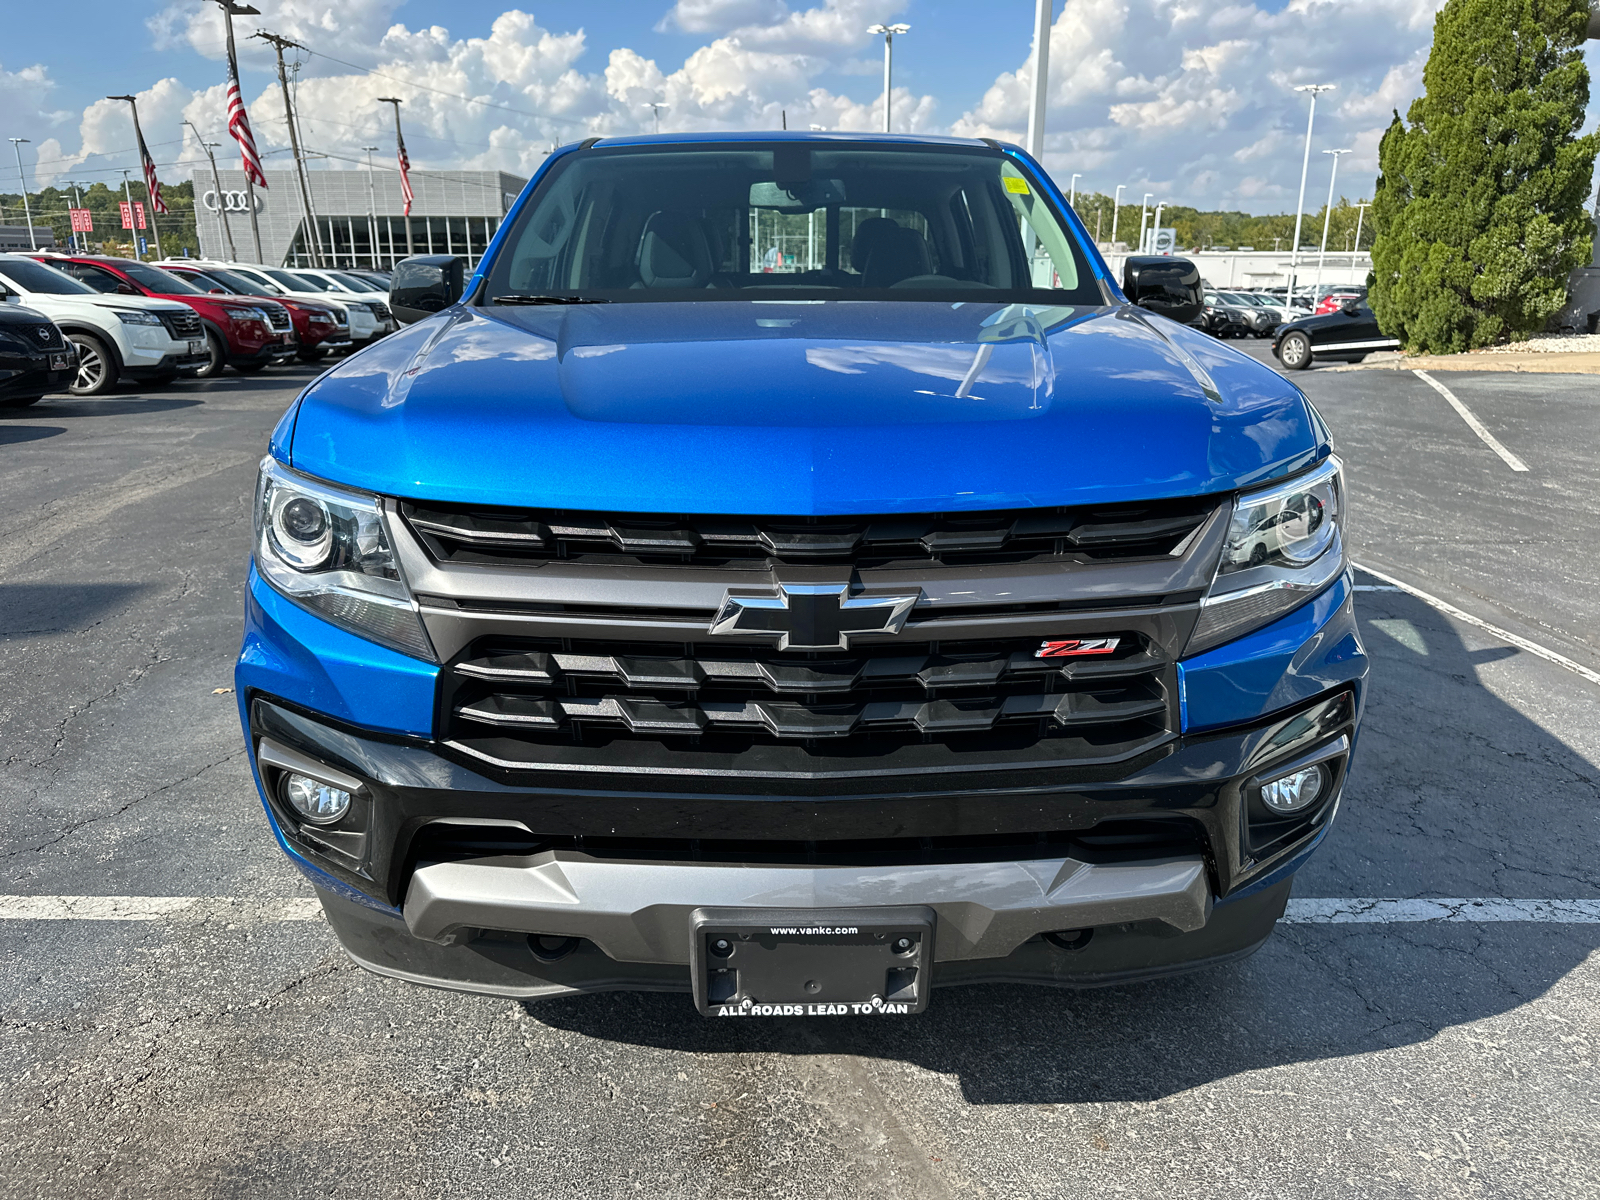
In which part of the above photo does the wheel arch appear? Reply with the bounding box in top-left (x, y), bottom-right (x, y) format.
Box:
top-left (56, 322), bottom-right (125, 372)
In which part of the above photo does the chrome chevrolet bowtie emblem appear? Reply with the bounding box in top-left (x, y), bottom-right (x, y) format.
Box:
top-left (710, 583), bottom-right (920, 650)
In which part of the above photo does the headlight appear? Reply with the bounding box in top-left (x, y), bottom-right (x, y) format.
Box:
top-left (227, 306), bottom-right (269, 324)
top-left (254, 457), bottom-right (435, 660)
top-left (1187, 457), bottom-right (1345, 655)
top-left (114, 310), bottom-right (163, 326)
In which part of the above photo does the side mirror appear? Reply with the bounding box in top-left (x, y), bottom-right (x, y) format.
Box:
top-left (1122, 256), bottom-right (1203, 325)
top-left (391, 255), bottom-right (467, 325)
top-left (1340, 299), bottom-right (1361, 316)
top-left (208, 287), bottom-right (227, 294)
top-left (116, 281), bottom-right (139, 295)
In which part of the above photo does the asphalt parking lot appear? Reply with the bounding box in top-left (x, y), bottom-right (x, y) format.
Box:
top-left (2, 358), bottom-right (1597, 1198)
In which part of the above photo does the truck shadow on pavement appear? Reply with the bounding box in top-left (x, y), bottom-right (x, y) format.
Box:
top-left (0, 583), bottom-right (149, 641)
top-left (0, 424), bottom-right (65, 445)
top-left (4, 396), bottom-right (203, 418)
top-left (522, 589), bottom-right (1600, 1104)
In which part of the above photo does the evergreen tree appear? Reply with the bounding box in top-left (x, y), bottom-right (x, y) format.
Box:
top-left (1370, 0), bottom-right (1599, 352)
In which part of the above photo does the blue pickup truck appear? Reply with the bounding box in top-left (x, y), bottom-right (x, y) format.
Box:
top-left (238, 132), bottom-right (1365, 1016)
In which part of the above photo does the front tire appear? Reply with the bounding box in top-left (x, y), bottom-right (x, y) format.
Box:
top-left (194, 329), bottom-right (228, 379)
top-left (1277, 331), bottom-right (1312, 371)
top-left (68, 333), bottom-right (118, 395)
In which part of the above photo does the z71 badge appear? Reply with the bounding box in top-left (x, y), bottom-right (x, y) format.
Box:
top-left (1035, 637), bottom-right (1120, 658)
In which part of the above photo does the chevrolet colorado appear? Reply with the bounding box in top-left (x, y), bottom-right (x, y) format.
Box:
top-left (238, 133), bottom-right (1366, 1016)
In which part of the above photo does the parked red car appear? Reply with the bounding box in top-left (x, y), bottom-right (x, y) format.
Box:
top-left (1314, 289), bottom-right (1366, 316)
top-left (158, 263), bottom-right (352, 364)
top-left (31, 254), bottom-right (296, 377)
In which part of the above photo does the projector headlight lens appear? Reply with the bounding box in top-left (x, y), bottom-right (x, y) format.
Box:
top-left (254, 456), bottom-right (435, 660)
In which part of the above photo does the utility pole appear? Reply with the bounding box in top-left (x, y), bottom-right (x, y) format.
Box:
top-left (1314, 147), bottom-right (1351, 299)
top-left (1289, 83), bottom-right (1335, 305)
top-left (363, 146), bottom-right (380, 268)
top-left (377, 98), bottom-right (413, 259)
top-left (645, 102), bottom-right (667, 134)
top-left (254, 30), bottom-right (326, 268)
top-left (210, 1), bottom-right (262, 262)
top-left (1352, 202), bottom-right (1371, 255)
top-left (1110, 183), bottom-right (1125, 246)
top-left (107, 95), bottom-right (164, 260)
top-left (185, 118), bottom-right (236, 261)
top-left (1024, 0), bottom-right (1051, 158)
top-left (867, 24), bottom-right (910, 133)
top-left (7, 138), bottom-right (34, 250)
top-left (121, 170), bottom-right (139, 259)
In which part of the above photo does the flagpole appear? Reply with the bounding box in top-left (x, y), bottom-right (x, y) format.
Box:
top-left (378, 98), bottom-right (414, 259)
top-left (213, 0), bottom-right (263, 262)
top-left (109, 97), bottom-right (164, 261)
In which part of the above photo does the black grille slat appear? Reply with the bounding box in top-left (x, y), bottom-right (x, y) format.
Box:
top-left (404, 498), bottom-right (1216, 569)
top-left (444, 635), bottom-right (1172, 752)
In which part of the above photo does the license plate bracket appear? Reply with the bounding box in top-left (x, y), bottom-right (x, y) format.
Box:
top-left (49, 352), bottom-right (69, 370)
top-left (690, 907), bottom-right (934, 1017)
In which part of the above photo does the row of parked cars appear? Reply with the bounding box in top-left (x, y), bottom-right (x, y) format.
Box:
top-left (0, 253), bottom-right (397, 405)
top-left (1191, 283), bottom-right (1401, 370)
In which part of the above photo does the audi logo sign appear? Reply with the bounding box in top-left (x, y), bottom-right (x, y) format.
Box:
top-left (202, 190), bottom-right (265, 214)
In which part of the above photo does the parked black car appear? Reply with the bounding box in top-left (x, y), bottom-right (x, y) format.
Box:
top-left (0, 300), bottom-right (76, 407)
top-left (1195, 290), bottom-right (1253, 338)
top-left (1273, 300), bottom-right (1400, 370)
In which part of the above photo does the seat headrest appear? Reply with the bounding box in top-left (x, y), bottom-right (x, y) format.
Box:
top-left (862, 225), bottom-right (933, 289)
top-left (638, 212), bottom-right (713, 288)
top-left (850, 217), bottom-right (902, 274)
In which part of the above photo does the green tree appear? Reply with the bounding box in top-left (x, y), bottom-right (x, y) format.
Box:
top-left (1370, 0), bottom-right (1599, 352)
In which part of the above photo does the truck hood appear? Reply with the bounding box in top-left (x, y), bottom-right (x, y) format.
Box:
top-left (287, 300), bottom-right (1327, 514)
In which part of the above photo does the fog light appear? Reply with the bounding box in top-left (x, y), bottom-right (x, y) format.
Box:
top-left (282, 773), bottom-right (351, 824)
top-left (1259, 763), bottom-right (1327, 815)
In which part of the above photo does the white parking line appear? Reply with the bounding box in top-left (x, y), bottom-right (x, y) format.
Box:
top-left (1354, 561), bottom-right (1600, 688)
top-left (1284, 898), bottom-right (1600, 923)
top-left (1413, 369), bottom-right (1530, 471)
top-left (2, 896), bottom-right (1598, 924)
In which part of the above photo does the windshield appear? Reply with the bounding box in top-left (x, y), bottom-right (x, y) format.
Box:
top-left (484, 142), bottom-right (1101, 304)
top-left (294, 271), bottom-right (341, 290)
top-left (120, 261), bottom-right (204, 295)
top-left (189, 267), bottom-right (272, 296)
top-left (0, 257), bottom-right (97, 295)
top-left (262, 268), bottom-right (313, 292)
top-left (329, 271), bottom-right (380, 292)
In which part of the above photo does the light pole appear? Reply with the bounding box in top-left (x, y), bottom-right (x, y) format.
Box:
top-left (363, 146), bottom-right (380, 268)
top-left (120, 169), bottom-right (139, 260)
top-left (1352, 202), bottom-right (1371, 255)
top-left (1068, 173), bottom-right (1081, 206)
top-left (1109, 183), bottom-right (1126, 246)
top-left (1136, 191), bottom-right (1153, 253)
top-left (645, 102), bottom-right (668, 134)
top-left (1025, 0), bottom-right (1051, 159)
top-left (1314, 147), bottom-right (1351, 299)
top-left (7, 138), bottom-right (34, 250)
top-left (185, 118), bottom-right (236, 261)
top-left (1151, 201), bottom-right (1166, 255)
top-left (867, 23), bottom-right (910, 133)
top-left (68, 181), bottom-right (87, 251)
top-left (1289, 83), bottom-right (1335, 305)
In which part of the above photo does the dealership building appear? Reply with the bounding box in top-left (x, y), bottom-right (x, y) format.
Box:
top-left (195, 166), bottom-right (529, 270)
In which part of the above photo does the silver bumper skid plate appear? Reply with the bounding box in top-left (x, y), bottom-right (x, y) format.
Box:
top-left (403, 852), bottom-right (1213, 964)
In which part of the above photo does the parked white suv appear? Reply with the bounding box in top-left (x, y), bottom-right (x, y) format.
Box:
top-left (283, 268), bottom-right (398, 340)
top-left (197, 261), bottom-right (387, 349)
top-left (0, 254), bottom-right (208, 394)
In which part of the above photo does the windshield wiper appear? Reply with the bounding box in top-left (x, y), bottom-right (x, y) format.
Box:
top-left (491, 294), bottom-right (611, 306)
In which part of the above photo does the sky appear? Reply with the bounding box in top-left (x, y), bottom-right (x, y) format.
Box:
top-left (2, 0), bottom-right (1597, 215)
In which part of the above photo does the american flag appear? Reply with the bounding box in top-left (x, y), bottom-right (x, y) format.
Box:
top-left (137, 129), bottom-right (168, 216)
top-left (226, 60), bottom-right (267, 189)
top-left (397, 131), bottom-right (414, 216)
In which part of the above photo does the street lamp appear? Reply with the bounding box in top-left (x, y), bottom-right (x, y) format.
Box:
top-left (1025, 0), bottom-right (1051, 159)
top-left (8, 138), bottom-right (35, 251)
top-left (867, 23), bottom-right (910, 133)
top-left (1352, 202), bottom-right (1371, 255)
top-left (363, 146), bottom-right (380, 268)
top-left (1109, 183), bottom-right (1126, 247)
top-left (1289, 83), bottom-right (1336, 304)
top-left (1314, 148), bottom-right (1351, 299)
top-left (1069, 173), bottom-right (1081, 206)
top-left (645, 102), bottom-right (668, 134)
top-left (1136, 191), bottom-right (1153, 253)
top-left (1151, 201), bottom-right (1166, 255)
top-left (185, 118), bottom-right (236, 261)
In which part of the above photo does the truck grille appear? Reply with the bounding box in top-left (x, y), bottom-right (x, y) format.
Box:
top-left (15, 322), bottom-right (61, 348)
top-left (157, 309), bottom-right (203, 340)
top-left (443, 632), bottom-right (1172, 764)
top-left (403, 497), bottom-right (1216, 571)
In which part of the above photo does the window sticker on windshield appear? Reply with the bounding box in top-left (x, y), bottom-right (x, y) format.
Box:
top-left (1003, 177), bottom-right (1031, 195)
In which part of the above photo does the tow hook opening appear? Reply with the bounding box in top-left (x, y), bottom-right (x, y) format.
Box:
top-left (1044, 928), bottom-right (1095, 952)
